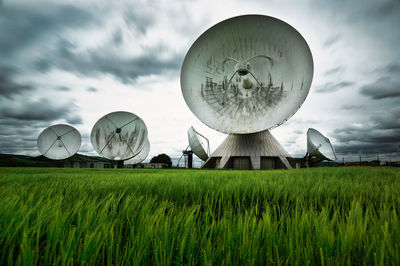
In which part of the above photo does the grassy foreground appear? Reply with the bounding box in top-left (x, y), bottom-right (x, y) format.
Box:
top-left (0, 167), bottom-right (399, 265)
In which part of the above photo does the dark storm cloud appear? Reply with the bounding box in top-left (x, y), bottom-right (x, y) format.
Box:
top-left (360, 62), bottom-right (400, 99)
top-left (360, 78), bottom-right (400, 99)
top-left (315, 81), bottom-right (354, 93)
top-left (332, 107), bottom-right (400, 154)
top-left (0, 136), bottom-right (38, 154)
top-left (0, 3), bottom-right (95, 58)
top-left (367, 0), bottom-right (400, 17)
top-left (383, 62), bottom-right (400, 74)
top-left (35, 39), bottom-right (183, 83)
top-left (0, 98), bottom-right (82, 124)
top-left (0, 122), bottom-right (47, 154)
top-left (0, 66), bottom-right (34, 98)
top-left (0, 97), bottom-right (83, 154)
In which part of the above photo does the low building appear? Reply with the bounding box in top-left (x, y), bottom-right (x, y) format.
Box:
top-left (142, 162), bottom-right (168, 169)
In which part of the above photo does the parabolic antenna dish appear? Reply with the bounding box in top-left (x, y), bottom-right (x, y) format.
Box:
top-left (37, 124), bottom-right (81, 160)
top-left (181, 15), bottom-right (313, 134)
top-left (125, 138), bottom-right (150, 165)
top-left (90, 111), bottom-right (148, 160)
top-left (307, 128), bottom-right (336, 161)
top-left (188, 126), bottom-right (209, 161)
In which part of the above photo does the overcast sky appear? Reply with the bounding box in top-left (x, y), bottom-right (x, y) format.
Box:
top-left (1, 0), bottom-right (399, 164)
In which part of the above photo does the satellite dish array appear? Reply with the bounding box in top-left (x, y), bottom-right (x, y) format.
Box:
top-left (37, 111), bottom-right (150, 165)
top-left (37, 15), bottom-right (336, 169)
top-left (181, 15), bottom-right (313, 169)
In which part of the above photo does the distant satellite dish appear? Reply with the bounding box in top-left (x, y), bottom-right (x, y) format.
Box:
top-left (188, 126), bottom-right (209, 161)
top-left (37, 124), bottom-right (81, 160)
top-left (90, 111), bottom-right (148, 160)
top-left (307, 128), bottom-right (336, 161)
top-left (181, 14), bottom-right (313, 134)
top-left (125, 138), bottom-right (150, 165)
top-left (181, 15), bottom-right (313, 169)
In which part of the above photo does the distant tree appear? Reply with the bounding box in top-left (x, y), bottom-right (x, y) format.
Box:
top-left (150, 153), bottom-right (172, 168)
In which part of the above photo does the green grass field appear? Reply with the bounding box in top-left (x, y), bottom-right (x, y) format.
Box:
top-left (0, 167), bottom-right (399, 265)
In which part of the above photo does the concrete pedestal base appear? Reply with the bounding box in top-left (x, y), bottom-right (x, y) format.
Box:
top-left (202, 130), bottom-right (292, 169)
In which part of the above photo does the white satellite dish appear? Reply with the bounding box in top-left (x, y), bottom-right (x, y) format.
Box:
top-left (37, 124), bottom-right (81, 160)
top-left (181, 15), bottom-right (313, 169)
top-left (188, 126), bottom-right (209, 161)
top-left (125, 138), bottom-right (150, 165)
top-left (307, 128), bottom-right (336, 161)
top-left (181, 15), bottom-right (313, 134)
top-left (90, 111), bottom-right (148, 161)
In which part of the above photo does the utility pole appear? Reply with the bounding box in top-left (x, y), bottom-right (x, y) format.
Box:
top-left (359, 156), bottom-right (362, 166)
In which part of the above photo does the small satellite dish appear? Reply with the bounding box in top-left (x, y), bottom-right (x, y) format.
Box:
top-left (180, 15), bottom-right (313, 169)
top-left (181, 14), bottom-right (313, 134)
top-left (307, 128), bottom-right (336, 161)
top-left (188, 126), bottom-right (209, 161)
top-left (90, 111), bottom-right (148, 160)
top-left (37, 124), bottom-right (81, 160)
top-left (125, 138), bottom-right (150, 165)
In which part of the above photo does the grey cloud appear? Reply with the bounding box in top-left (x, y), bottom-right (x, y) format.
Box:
top-left (332, 107), bottom-right (400, 154)
top-left (0, 66), bottom-right (34, 98)
top-left (0, 137), bottom-right (38, 154)
top-left (112, 29), bottom-right (123, 45)
top-left (57, 86), bottom-right (71, 91)
top-left (78, 133), bottom-right (94, 153)
top-left (0, 4), bottom-right (96, 58)
top-left (323, 35), bottom-right (340, 48)
top-left (341, 104), bottom-right (362, 110)
top-left (360, 77), bottom-right (400, 99)
top-left (86, 87), bottom-right (98, 92)
top-left (315, 81), bottom-right (354, 93)
top-left (293, 130), bottom-right (303, 135)
top-left (0, 123), bottom-right (45, 154)
top-left (66, 115), bottom-right (83, 125)
top-left (0, 97), bottom-right (83, 153)
top-left (35, 39), bottom-right (183, 83)
top-left (367, 1), bottom-right (400, 17)
top-left (383, 62), bottom-right (400, 74)
top-left (324, 66), bottom-right (344, 76)
top-left (123, 7), bottom-right (154, 35)
top-left (0, 98), bottom-right (82, 123)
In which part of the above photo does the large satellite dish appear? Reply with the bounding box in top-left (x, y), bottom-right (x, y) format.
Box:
top-left (181, 15), bottom-right (314, 169)
top-left (90, 111), bottom-right (148, 161)
top-left (37, 124), bottom-right (81, 160)
top-left (188, 126), bottom-right (209, 161)
top-left (181, 14), bottom-right (313, 134)
top-left (307, 128), bottom-right (336, 161)
top-left (125, 138), bottom-right (151, 165)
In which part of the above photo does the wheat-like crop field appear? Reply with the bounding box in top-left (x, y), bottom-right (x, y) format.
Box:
top-left (0, 167), bottom-right (399, 265)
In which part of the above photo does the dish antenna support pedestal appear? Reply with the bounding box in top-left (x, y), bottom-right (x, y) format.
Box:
top-left (202, 130), bottom-right (291, 169)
